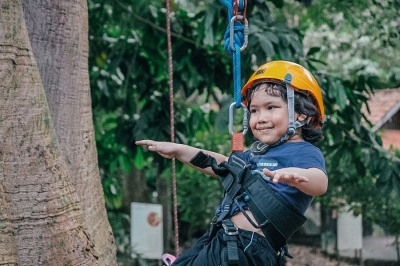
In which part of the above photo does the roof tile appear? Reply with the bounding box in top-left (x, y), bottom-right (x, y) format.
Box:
top-left (364, 88), bottom-right (400, 125)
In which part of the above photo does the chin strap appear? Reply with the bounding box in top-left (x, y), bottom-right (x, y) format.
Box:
top-left (251, 73), bottom-right (307, 155)
top-left (285, 73), bottom-right (305, 135)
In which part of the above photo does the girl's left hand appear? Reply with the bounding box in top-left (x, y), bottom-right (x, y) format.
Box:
top-left (263, 168), bottom-right (309, 186)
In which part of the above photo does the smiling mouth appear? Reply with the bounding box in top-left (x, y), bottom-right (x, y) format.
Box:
top-left (256, 127), bottom-right (273, 131)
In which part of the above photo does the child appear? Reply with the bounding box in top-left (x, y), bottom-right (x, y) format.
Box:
top-left (136, 60), bottom-right (328, 265)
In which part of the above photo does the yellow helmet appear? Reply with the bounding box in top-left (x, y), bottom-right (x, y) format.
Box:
top-left (242, 61), bottom-right (325, 125)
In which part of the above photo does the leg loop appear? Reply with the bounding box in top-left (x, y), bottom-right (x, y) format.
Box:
top-left (208, 216), bottom-right (222, 242)
top-left (222, 220), bottom-right (240, 265)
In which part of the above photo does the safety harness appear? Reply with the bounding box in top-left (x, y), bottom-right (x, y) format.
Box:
top-left (190, 150), bottom-right (307, 264)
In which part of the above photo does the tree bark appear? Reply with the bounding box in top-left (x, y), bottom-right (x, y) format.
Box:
top-left (0, 0), bottom-right (116, 264)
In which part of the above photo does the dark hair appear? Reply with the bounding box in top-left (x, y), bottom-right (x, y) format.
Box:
top-left (246, 82), bottom-right (324, 144)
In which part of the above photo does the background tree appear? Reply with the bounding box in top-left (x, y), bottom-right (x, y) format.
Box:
top-left (280, 0), bottom-right (400, 235)
top-left (88, 0), bottom-right (400, 261)
top-left (0, 0), bottom-right (116, 264)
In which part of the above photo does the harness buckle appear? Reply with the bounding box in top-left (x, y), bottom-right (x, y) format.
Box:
top-left (222, 221), bottom-right (239, 236)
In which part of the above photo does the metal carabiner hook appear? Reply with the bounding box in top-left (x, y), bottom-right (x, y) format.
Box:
top-left (229, 15), bottom-right (249, 52)
top-left (228, 102), bottom-right (249, 135)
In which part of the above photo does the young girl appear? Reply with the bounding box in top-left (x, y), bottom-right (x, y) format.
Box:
top-left (136, 61), bottom-right (328, 265)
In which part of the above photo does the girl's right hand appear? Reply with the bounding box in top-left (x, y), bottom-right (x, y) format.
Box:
top-left (135, 140), bottom-right (177, 159)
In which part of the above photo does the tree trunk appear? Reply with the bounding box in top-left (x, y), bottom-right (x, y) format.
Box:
top-left (122, 169), bottom-right (151, 210)
top-left (0, 0), bottom-right (116, 265)
top-left (156, 164), bottom-right (174, 253)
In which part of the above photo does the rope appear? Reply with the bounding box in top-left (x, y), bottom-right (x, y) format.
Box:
top-left (165, 0), bottom-right (180, 256)
top-left (220, 0), bottom-right (249, 151)
top-left (220, 0), bottom-right (248, 108)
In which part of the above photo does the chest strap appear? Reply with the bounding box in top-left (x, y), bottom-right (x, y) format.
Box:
top-left (189, 151), bottom-right (307, 252)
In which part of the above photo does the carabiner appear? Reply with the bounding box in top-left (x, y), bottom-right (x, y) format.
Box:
top-left (228, 102), bottom-right (249, 135)
top-left (229, 15), bottom-right (249, 52)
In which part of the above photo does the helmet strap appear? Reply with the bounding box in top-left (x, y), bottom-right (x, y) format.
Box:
top-left (284, 72), bottom-right (306, 132)
top-left (250, 73), bottom-right (306, 155)
top-left (284, 73), bottom-right (297, 135)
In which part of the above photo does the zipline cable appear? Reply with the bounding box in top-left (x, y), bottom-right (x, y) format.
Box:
top-left (165, 0), bottom-right (180, 256)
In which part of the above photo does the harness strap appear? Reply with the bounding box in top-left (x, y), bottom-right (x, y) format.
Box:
top-left (241, 170), bottom-right (307, 250)
top-left (222, 220), bottom-right (240, 265)
top-left (216, 163), bottom-right (244, 223)
top-left (190, 151), bottom-right (307, 254)
top-left (190, 151), bottom-right (245, 223)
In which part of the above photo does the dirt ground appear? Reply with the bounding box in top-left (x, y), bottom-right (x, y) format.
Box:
top-left (119, 245), bottom-right (366, 265)
top-left (286, 244), bottom-right (356, 266)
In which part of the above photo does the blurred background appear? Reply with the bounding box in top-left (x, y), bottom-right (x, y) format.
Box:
top-left (87, 0), bottom-right (400, 265)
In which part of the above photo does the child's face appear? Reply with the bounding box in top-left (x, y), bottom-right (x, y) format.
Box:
top-left (249, 88), bottom-right (301, 144)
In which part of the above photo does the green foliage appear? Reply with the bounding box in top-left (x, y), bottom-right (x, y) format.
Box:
top-left (88, 0), bottom-right (400, 254)
top-left (281, 1), bottom-right (400, 244)
top-left (161, 117), bottom-right (230, 240)
top-left (322, 72), bottom-right (399, 184)
top-left (108, 211), bottom-right (131, 254)
top-left (296, 0), bottom-right (400, 88)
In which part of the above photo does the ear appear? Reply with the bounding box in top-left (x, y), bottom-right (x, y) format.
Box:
top-left (297, 114), bottom-right (307, 122)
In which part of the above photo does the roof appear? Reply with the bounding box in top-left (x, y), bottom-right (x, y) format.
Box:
top-left (364, 88), bottom-right (400, 131)
top-left (380, 129), bottom-right (400, 150)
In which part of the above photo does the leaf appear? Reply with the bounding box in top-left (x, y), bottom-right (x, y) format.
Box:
top-left (203, 6), bottom-right (216, 46)
top-left (103, 116), bottom-right (118, 130)
top-left (255, 33), bottom-right (275, 57)
top-left (133, 146), bottom-right (145, 170)
top-left (307, 47), bottom-right (321, 56)
top-left (288, 34), bottom-right (302, 54)
top-left (118, 154), bottom-right (131, 173)
top-left (268, 0), bottom-right (284, 8)
top-left (264, 31), bottom-right (280, 44)
top-left (335, 84), bottom-right (348, 110)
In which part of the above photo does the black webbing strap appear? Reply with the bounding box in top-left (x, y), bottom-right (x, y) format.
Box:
top-left (190, 151), bottom-right (245, 223)
top-left (221, 220), bottom-right (240, 265)
top-left (190, 151), bottom-right (307, 253)
top-left (240, 169), bottom-right (306, 251)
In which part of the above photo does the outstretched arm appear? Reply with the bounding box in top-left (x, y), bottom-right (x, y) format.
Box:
top-left (135, 140), bottom-right (228, 177)
top-left (263, 167), bottom-right (328, 196)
